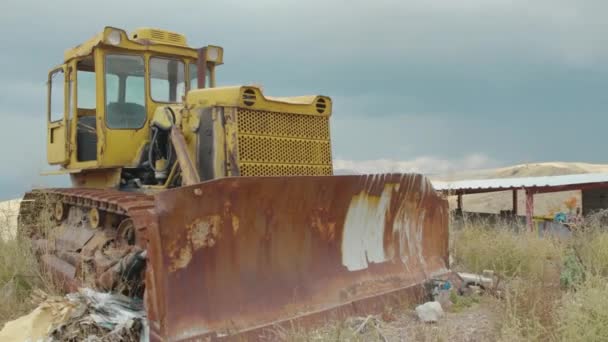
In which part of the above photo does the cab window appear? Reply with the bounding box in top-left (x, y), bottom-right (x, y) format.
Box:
top-left (76, 57), bottom-right (98, 162)
top-left (150, 57), bottom-right (185, 102)
top-left (49, 69), bottom-right (65, 122)
top-left (77, 70), bottom-right (96, 110)
top-left (104, 54), bottom-right (146, 129)
top-left (189, 63), bottom-right (210, 90)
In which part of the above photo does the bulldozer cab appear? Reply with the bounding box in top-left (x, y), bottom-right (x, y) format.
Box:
top-left (46, 27), bottom-right (221, 179)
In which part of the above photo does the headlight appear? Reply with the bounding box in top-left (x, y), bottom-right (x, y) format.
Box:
top-left (206, 46), bottom-right (223, 63)
top-left (105, 29), bottom-right (122, 46)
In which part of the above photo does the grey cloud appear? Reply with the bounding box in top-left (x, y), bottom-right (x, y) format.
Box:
top-left (334, 153), bottom-right (497, 175)
top-left (0, 112), bottom-right (69, 199)
top-left (0, 0), bottom-right (607, 199)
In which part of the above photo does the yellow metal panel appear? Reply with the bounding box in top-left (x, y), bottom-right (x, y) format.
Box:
top-left (64, 32), bottom-right (104, 62)
top-left (69, 168), bottom-right (121, 188)
top-left (186, 86), bottom-right (332, 116)
top-left (224, 107), bottom-right (240, 176)
top-left (150, 105), bottom-right (183, 130)
top-left (210, 107), bottom-right (227, 178)
top-left (101, 130), bottom-right (149, 167)
top-left (47, 122), bottom-right (68, 164)
top-left (130, 28), bottom-right (188, 47)
top-left (41, 169), bottom-right (82, 176)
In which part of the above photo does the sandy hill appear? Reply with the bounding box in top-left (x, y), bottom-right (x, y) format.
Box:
top-left (432, 162), bottom-right (608, 181)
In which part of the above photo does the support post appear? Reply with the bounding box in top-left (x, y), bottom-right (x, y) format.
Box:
top-left (457, 194), bottom-right (463, 211)
top-left (512, 189), bottom-right (518, 216)
top-left (197, 47), bottom-right (208, 89)
top-left (525, 189), bottom-right (534, 231)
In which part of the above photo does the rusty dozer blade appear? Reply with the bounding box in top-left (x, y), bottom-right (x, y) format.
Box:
top-left (145, 174), bottom-right (448, 341)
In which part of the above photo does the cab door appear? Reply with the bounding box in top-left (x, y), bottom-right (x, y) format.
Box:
top-left (47, 66), bottom-right (69, 165)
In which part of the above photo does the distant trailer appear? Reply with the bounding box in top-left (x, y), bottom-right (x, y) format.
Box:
top-left (432, 173), bottom-right (608, 229)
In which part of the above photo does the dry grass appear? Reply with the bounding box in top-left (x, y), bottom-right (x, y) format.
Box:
top-left (265, 319), bottom-right (380, 342)
top-left (280, 216), bottom-right (608, 341)
top-left (452, 219), bottom-right (563, 282)
top-left (0, 238), bottom-right (55, 325)
top-left (454, 215), bottom-right (608, 342)
top-left (0, 198), bottom-right (60, 328)
top-left (556, 276), bottom-right (608, 341)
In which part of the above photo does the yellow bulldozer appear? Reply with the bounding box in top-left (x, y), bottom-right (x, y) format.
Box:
top-left (19, 27), bottom-right (449, 340)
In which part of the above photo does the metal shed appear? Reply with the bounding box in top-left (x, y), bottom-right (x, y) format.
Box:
top-left (432, 173), bottom-right (608, 229)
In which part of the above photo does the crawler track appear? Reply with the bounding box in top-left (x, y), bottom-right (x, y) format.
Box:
top-left (18, 188), bottom-right (156, 293)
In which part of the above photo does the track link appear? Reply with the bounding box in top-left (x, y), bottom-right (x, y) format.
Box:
top-left (18, 188), bottom-right (157, 294)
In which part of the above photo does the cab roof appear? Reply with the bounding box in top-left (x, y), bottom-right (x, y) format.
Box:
top-left (64, 27), bottom-right (199, 62)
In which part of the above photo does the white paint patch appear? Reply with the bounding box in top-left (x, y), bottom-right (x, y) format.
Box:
top-left (393, 206), bottom-right (426, 272)
top-left (0, 198), bottom-right (21, 241)
top-left (391, 184), bottom-right (426, 273)
top-left (341, 185), bottom-right (395, 271)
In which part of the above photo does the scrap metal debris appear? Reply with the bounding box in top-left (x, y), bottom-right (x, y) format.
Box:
top-left (415, 301), bottom-right (445, 323)
top-left (51, 288), bottom-right (147, 342)
top-left (458, 271), bottom-right (495, 289)
top-left (0, 288), bottom-right (147, 342)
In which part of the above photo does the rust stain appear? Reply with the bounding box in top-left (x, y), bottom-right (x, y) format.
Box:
top-left (170, 246), bottom-right (193, 272)
top-left (189, 216), bottom-right (221, 249)
top-left (169, 215), bottom-right (221, 272)
top-left (231, 215), bottom-right (240, 234)
top-left (310, 208), bottom-right (336, 242)
top-left (149, 173), bottom-right (449, 340)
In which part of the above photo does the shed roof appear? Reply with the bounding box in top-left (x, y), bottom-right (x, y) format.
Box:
top-left (432, 173), bottom-right (608, 194)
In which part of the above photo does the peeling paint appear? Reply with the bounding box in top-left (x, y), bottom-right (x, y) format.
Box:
top-left (189, 215), bottom-right (221, 249)
top-left (341, 178), bottom-right (434, 273)
top-left (169, 215), bottom-right (222, 271)
top-left (341, 184), bottom-right (396, 271)
top-left (231, 215), bottom-right (240, 234)
top-left (170, 245), bottom-right (193, 272)
top-left (311, 208), bottom-right (336, 242)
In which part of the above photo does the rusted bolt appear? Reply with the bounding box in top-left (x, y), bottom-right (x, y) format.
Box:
top-left (89, 207), bottom-right (103, 229)
top-left (194, 188), bottom-right (203, 196)
top-left (54, 201), bottom-right (67, 221)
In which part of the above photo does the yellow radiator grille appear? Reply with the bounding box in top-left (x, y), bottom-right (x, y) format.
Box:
top-left (238, 136), bottom-right (331, 164)
top-left (240, 164), bottom-right (333, 176)
top-left (236, 108), bottom-right (332, 176)
top-left (237, 108), bottom-right (329, 140)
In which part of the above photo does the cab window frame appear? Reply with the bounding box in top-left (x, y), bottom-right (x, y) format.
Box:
top-left (76, 67), bottom-right (97, 111)
top-left (149, 55), bottom-right (186, 104)
top-left (48, 66), bottom-right (66, 123)
top-left (187, 62), bottom-right (211, 91)
top-left (103, 52), bottom-right (147, 130)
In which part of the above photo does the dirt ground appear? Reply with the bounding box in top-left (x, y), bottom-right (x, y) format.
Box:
top-left (294, 295), bottom-right (501, 342)
top-left (382, 298), bottom-right (500, 342)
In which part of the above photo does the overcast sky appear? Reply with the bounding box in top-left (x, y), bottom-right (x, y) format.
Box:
top-left (1, 0), bottom-right (607, 199)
